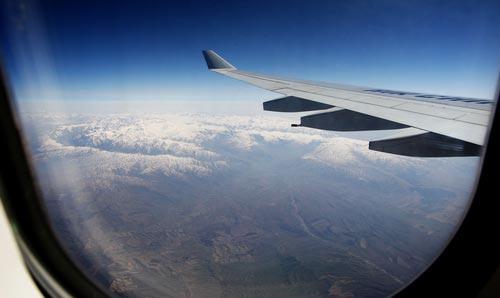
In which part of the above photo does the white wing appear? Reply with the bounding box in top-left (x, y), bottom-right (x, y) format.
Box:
top-left (202, 50), bottom-right (494, 157)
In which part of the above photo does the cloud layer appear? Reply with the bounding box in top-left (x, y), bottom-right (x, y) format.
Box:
top-left (23, 112), bottom-right (478, 193)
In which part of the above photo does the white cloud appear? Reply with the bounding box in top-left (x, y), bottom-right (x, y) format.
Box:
top-left (25, 112), bottom-right (478, 194)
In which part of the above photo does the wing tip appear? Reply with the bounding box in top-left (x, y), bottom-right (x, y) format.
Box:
top-left (202, 50), bottom-right (236, 70)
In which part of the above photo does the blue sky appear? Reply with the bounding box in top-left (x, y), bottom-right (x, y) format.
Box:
top-left (1, 0), bottom-right (500, 101)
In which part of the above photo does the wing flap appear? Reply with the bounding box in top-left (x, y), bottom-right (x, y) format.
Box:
top-left (455, 113), bottom-right (491, 126)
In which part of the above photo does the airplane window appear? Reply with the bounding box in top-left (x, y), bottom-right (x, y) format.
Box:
top-left (1, 1), bottom-right (499, 297)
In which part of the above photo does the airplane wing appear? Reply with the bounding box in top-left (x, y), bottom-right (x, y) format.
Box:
top-left (202, 50), bottom-right (494, 157)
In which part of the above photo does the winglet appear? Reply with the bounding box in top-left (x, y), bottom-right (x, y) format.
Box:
top-left (202, 50), bottom-right (236, 70)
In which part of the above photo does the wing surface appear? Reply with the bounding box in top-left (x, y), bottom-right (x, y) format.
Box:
top-left (203, 50), bottom-right (493, 156)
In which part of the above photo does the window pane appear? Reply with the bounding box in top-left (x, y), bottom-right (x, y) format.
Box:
top-left (1, 1), bottom-right (499, 297)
